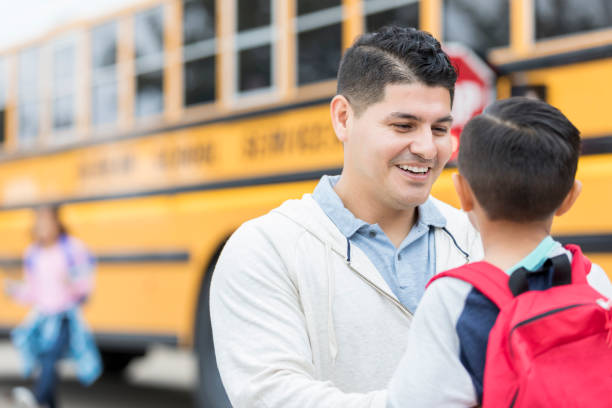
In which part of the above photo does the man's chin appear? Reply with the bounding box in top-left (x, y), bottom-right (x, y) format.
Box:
top-left (392, 193), bottom-right (431, 210)
top-left (392, 183), bottom-right (434, 207)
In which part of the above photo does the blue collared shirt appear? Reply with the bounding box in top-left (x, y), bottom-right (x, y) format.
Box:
top-left (312, 175), bottom-right (446, 313)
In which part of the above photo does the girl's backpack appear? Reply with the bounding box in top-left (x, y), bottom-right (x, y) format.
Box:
top-left (429, 245), bottom-right (612, 407)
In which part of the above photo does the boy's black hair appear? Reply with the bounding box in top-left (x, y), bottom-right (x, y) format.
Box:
top-left (336, 26), bottom-right (457, 116)
top-left (458, 97), bottom-right (581, 222)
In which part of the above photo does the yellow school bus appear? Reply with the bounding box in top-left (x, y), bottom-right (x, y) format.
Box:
top-left (0, 0), bottom-right (609, 405)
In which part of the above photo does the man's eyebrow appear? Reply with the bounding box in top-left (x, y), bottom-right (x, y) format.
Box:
top-left (387, 112), bottom-right (421, 121)
top-left (435, 115), bottom-right (453, 124)
top-left (387, 112), bottom-right (453, 123)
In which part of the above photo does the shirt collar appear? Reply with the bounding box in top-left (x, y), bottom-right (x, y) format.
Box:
top-left (313, 175), bottom-right (367, 237)
top-left (507, 235), bottom-right (560, 274)
top-left (312, 175), bottom-right (447, 238)
top-left (416, 195), bottom-right (447, 229)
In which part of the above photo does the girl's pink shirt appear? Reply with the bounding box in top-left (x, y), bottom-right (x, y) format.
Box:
top-left (13, 237), bottom-right (94, 315)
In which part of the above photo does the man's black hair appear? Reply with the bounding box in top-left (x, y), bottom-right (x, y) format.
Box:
top-left (458, 97), bottom-right (581, 222)
top-left (336, 25), bottom-right (457, 115)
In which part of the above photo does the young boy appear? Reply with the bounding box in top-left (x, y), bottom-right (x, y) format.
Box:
top-left (387, 97), bottom-right (612, 407)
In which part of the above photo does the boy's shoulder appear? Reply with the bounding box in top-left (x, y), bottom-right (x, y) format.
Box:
top-left (421, 262), bottom-right (505, 337)
top-left (421, 269), bottom-right (476, 322)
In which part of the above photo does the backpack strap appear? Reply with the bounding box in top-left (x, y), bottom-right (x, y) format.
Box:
top-left (565, 244), bottom-right (591, 284)
top-left (508, 255), bottom-right (571, 297)
top-left (59, 235), bottom-right (79, 279)
top-left (427, 262), bottom-right (514, 309)
top-left (24, 246), bottom-right (39, 274)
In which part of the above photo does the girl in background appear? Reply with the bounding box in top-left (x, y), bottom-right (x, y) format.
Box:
top-left (5, 205), bottom-right (102, 408)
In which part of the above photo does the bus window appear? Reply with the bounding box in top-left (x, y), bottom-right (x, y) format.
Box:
top-left (18, 47), bottom-right (40, 147)
top-left (52, 40), bottom-right (76, 133)
top-left (0, 58), bottom-right (5, 146)
top-left (364, 0), bottom-right (419, 33)
top-left (535, 0), bottom-right (612, 40)
top-left (443, 0), bottom-right (509, 57)
top-left (92, 21), bottom-right (118, 127)
top-left (134, 6), bottom-right (164, 117)
top-left (296, 0), bottom-right (342, 86)
top-left (183, 0), bottom-right (216, 106)
top-left (236, 0), bottom-right (273, 93)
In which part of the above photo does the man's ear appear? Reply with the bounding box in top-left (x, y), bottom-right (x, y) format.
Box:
top-left (330, 95), bottom-right (352, 143)
top-left (556, 180), bottom-right (582, 217)
top-left (452, 172), bottom-right (474, 212)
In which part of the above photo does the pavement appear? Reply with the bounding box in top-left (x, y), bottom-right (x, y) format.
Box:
top-left (0, 341), bottom-right (198, 407)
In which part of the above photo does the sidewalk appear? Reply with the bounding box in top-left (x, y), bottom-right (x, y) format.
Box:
top-left (0, 340), bottom-right (197, 389)
top-left (0, 340), bottom-right (197, 407)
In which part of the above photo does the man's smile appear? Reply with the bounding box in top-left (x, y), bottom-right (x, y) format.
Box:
top-left (396, 164), bottom-right (431, 175)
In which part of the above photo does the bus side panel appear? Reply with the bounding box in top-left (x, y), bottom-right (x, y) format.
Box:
top-left (0, 179), bottom-right (322, 346)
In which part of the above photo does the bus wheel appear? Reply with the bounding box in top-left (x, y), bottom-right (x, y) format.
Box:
top-left (194, 260), bottom-right (232, 408)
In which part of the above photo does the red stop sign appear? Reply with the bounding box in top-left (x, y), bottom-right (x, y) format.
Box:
top-left (443, 43), bottom-right (496, 160)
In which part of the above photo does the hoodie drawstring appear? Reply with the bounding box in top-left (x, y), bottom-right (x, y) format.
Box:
top-left (326, 241), bottom-right (338, 364)
top-left (345, 237), bottom-right (351, 265)
top-left (441, 226), bottom-right (470, 263)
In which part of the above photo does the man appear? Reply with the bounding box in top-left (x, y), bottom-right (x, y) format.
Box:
top-left (210, 26), bottom-right (483, 408)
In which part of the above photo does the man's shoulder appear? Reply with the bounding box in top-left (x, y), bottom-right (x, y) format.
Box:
top-left (227, 194), bottom-right (323, 248)
top-left (240, 195), bottom-right (313, 231)
top-left (212, 195), bottom-right (334, 293)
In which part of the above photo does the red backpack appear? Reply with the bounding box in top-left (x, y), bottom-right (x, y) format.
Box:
top-left (429, 245), bottom-right (612, 407)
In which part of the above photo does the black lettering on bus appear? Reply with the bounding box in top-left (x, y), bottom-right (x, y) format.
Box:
top-left (78, 154), bottom-right (134, 179)
top-left (241, 121), bottom-right (338, 160)
top-left (157, 143), bottom-right (216, 169)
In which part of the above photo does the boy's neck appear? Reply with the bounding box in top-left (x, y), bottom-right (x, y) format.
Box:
top-left (479, 219), bottom-right (552, 271)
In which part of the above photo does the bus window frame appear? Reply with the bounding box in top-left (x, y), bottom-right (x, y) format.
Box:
top-left (133, 5), bottom-right (166, 122)
top-left (489, 27), bottom-right (612, 64)
top-left (527, 27), bottom-right (612, 57)
top-left (50, 32), bottom-right (80, 145)
top-left (16, 46), bottom-right (42, 150)
top-left (0, 0), bottom-right (483, 157)
top-left (487, 0), bottom-right (612, 66)
top-left (294, 1), bottom-right (343, 87)
top-left (533, 0), bottom-right (612, 42)
top-left (181, 0), bottom-right (219, 114)
top-left (232, 0), bottom-right (279, 107)
top-left (90, 20), bottom-right (120, 135)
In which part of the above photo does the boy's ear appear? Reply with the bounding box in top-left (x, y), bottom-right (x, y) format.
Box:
top-left (452, 172), bottom-right (474, 212)
top-left (330, 95), bottom-right (352, 143)
top-left (555, 180), bottom-right (582, 217)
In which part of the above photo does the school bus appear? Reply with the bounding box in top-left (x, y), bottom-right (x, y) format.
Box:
top-left (0, 0), bottom-right (609, 405)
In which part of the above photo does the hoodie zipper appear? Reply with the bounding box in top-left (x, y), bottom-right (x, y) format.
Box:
top-left (341, 252), bottom-right (413, 319)
top-left (339, 226), bottom-right (472, 320)
top-left (276, 206), bottom-right (468, 320)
